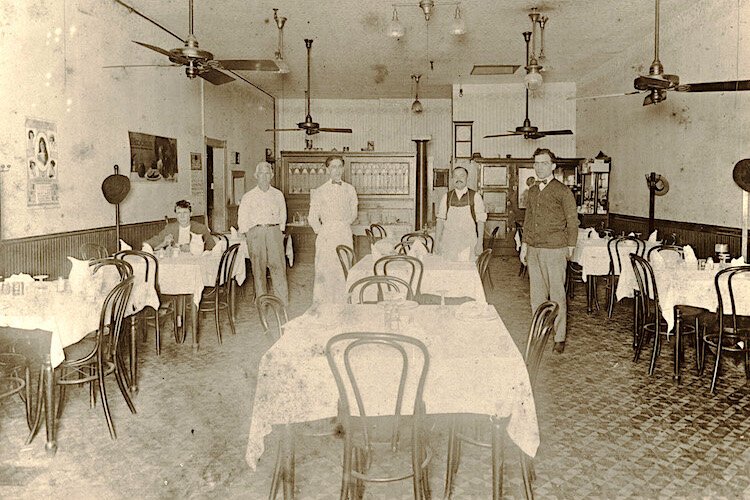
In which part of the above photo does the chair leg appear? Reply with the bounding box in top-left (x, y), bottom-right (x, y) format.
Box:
top-left (97, 364), bottom-right (116, 440)
top-left (340, 438), bottom-right (353, 500)
top-left (114, 358), bottom-right (137, 414)
top-left (710, 332), bottom-right (723, 394)
top-left (443, 419), bottom-right (457, 499)
top-left (214, 297), bottom-right (222, 345)
top-left (520, 452), bottom-right (535, 500)
top-left (154, 309), bottom-right (161, 356)
top-left (648, 328), bottom-right (660, 376)
top-left (269, 442), bottom-right (283, 500)
top-left (227, 300), bottom-right (237, 337)
top-left (26, 369), bottom-right (45, 445)
top-left (606, 275), bottom-right (617, 318)
top-left (491, 419), bottom-right (504, 500)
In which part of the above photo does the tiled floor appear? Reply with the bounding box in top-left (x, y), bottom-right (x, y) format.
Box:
top-left (1, 257), bottom-right (749, 499)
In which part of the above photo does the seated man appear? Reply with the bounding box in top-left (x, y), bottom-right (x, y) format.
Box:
top-left (146, 199), bottom-right (215, 251)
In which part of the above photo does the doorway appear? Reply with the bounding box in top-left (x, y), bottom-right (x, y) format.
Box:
top-left (205, 138), bottom-right (227, 232)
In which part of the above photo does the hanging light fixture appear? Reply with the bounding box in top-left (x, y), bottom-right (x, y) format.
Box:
top-left (411, 74), bottom-right (423, 113)
top-left (273, 9), bottom-right (290, 74)
top-left (524, 8), bottom-right (544, 90)
top-left (388, 7), bottom-right (405, 38)
top-left (388, 1), bottom-right (466, 37)
top-left (449, 5), bottom-right (466, 36)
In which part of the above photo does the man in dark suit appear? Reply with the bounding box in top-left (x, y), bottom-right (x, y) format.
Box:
top-left (146, 199), bottom-right (215, 251)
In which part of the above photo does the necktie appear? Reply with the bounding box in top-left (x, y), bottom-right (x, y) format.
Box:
top-left (536, 179), bottom-right (548, 186)
top-left (332, 180), bottom-right (342, 185)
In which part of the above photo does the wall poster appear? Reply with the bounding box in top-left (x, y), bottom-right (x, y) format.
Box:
top-left (190, 152), bottom-right (205, 211)
top-left (26, 117), bottom-right (59, 207)
top-left (128, 131), bottom-right (178, 182)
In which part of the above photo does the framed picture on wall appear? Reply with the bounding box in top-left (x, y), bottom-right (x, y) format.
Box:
top-left (518, 167), bottom-right (537, 209)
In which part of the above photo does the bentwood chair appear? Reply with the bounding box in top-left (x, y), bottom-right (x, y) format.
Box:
top-left (605, 236), bottom-right (646, 318)
top-left (401, 232), bottom-right (434, 253)
top-left (477, 248), bottom-right (494, 290)
top-left (55, 276), bottom-right (135, 439)
top-left (198, 243), bottom-right (240, 344)
top-left (255, 294), bottom-right (288, 340)
top-left (80, 242), bottom-right (109, 260)
top-left (365, 228), bottom-right (382, 247)
top-left (630, 254), bottom-right (701, 379)
top-left (374, 255), bottom-right (424, 300)
top-left (211, 232), bottom-right (229, 250)
top-left (347, 276), bottom-right (413, 304)
top-left (370, 223), bottom-right (387, 239)
top-left (325, 332), bottom-right (432, 499)
top-left (336, 244), bottom-right (356, 279)
top-left (444, 301), bottom-right (559, 500)
top-left (701, 265), bottom-right (750, 393)
top-left (0, 352), bottom-right (32, 431)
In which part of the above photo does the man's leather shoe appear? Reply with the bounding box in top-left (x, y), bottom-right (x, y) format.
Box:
top-left (553, 341), bottom-right (565, 354)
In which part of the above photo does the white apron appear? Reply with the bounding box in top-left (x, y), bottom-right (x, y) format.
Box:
top-left (313, 220), bottom-right (353, 304)
top-left (442, 203), bottom-right (477, 261)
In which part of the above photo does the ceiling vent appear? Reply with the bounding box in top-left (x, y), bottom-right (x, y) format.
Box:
top-left (470, 65), bottom-right (520, 76)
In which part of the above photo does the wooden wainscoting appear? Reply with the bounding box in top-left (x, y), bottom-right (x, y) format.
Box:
top-left (0, 220), bottom-right (167, 278)
top-left (608, 213), bottom-right (748, 259)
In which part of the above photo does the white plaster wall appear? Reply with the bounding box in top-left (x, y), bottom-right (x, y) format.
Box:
top-left (0, 0), bottom-right (273, 239)
top-left (576, 0), bottom-right (750, 227)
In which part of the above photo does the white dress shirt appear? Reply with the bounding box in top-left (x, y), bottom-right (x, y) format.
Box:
top-left (436, 188), bottom-right (488, 222)
top-left (237, 185), bottom-right (287, 233)
top-left (537, 175), bottom-right (554, 191)
top-left (308, 180), bottom-right (358, 234)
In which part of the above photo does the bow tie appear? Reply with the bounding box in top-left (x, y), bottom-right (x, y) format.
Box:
top-left (535, 179), bottom-right (548, 186)
top-left (332, 180), bottom-right (342, 185)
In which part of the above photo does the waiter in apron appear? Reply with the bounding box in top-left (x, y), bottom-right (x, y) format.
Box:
top-left (435, 166), bottom-right (487, 260)
top-left (309, 155), bottom-right (359, 303)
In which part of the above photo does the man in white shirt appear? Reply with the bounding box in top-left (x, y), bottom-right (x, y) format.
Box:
top-left (238, 162), bottom-right (289, 305)
top-left (435, 166), bottom-right (487, 260)
top-left (308, 155), bottom-right (358, 303)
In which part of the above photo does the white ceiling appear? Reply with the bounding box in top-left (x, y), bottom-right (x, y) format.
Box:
top-left (112, 0), bottom-right (744, 99)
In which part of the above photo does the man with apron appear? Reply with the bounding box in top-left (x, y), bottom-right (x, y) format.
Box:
top-left (308, 155), bottom-right (358, 303)
top-left (436, 166), bottom-right (487, 260)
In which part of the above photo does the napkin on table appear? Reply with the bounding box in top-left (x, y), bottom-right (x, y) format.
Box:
top-left (648, 230), bottom-right (658, 242)
top-left (5, 273), bottom-right (34, 283)
top-left (230, 226), bottom-right (239, 240)
top-left (142, 242), bottom-right (154, 254)
top-left (650, 251), bottom-right (666, 269)
top-left (119, 239), bottom-right (132, 251)
top-left (683, 245), bottom-right (698, 265)
top-left (731, 256), bottom-right (746, 265)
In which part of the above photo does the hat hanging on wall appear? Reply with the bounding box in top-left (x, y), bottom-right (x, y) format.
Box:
top-left (732, 159), bottom-right (750, 192)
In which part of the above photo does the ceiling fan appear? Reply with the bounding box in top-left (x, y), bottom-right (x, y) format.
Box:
top-left (106, 0), bottom-right (280, 85)
top-left (484, 32), bottom-right (573, 140)
top-left (266, 39), bottom-right (353, 135)
top-left (574, 0), bottom-right (750, 105)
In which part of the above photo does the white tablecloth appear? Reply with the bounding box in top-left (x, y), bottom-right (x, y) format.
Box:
top-left (245, 303), bottom-right (539, 470)
top-left (346, 253), bottom-right (486, 302)
top-left (654, 265), bottom-right (750, 331)
top-left (156, 251), bottom-right (246, 305)
top-left (0, 281), bottom-right (105, 367)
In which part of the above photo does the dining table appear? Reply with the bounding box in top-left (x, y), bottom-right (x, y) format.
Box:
top-left (0, 278), bottom-right (114, 454)
top-left (346, 253), bottom-right (486, 303)
top-left (245, 302), bottom-right (539, 472)
top-left (155, 247), bottom-right (247, 351)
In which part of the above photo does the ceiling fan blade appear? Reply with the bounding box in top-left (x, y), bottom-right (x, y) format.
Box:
top-left (318, 128), bottom-right (353, 133)
top-left (483, 132), bottom-right (522, 138)
top-left (538, 130), bottom-right (573, 136)
top-left (265, 128), bottom-right (302, 132)
top-left (133, 41), bottom-right (189, 65)
top-left (199, 69), bottom-right (235, 85)
top-left (103, 64), bottom-right (180, 68)
top-left (218, 59), bottom-right (279, 71)
top-left (675, 80), bottom-right (750, 93)
top-left (634, 75), bottom-right (675, 90)
top-left (568, 91), bottom-right (643, 101)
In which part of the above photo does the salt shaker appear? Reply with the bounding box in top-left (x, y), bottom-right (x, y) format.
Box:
top-left (57, 276), bottom-right (66, 292)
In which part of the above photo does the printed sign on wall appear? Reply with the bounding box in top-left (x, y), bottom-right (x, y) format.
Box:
top-left (26, 117), bottom-right (59, 207)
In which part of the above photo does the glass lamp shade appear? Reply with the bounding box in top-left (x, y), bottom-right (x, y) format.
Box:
top-left (388, 9), bottom-right (405, 38)
top-left (524, 68), bottom-right (543, 90)
top-left (450, 17), bottom-right (466, 36)
top-left (275, 58), bottom-right (290, 74)
top-left (411, 99), bottom-right (423, 113)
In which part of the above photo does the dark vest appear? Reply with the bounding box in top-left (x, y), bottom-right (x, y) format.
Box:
top-left (447, 188), bottom-right (476, 223)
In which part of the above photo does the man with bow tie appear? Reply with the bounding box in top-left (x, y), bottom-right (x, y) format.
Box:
top-left (308, 155), bottom-right (358, 303)
top-left (520, 148), bottom-right (579, 353)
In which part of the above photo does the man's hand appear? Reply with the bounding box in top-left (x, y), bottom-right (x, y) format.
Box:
top-left (163, 234), bottom-right (174, 247)
top-left (520, 242), bottom-right (528, 265)
top-left (474, 240), bottom-right (483, 256)
top-left (567, 246), bottom-right (576, 260)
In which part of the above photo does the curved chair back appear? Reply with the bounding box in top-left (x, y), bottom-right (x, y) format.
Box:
top-left (347, 275), bottom-right (413, 304)
top-left (715, 265), bottom-right (750, 331)
top-left (373, 255), bottom-right (423, 299)
top-left (364, 228), bottom-right (378, 246)
top-left (476, 249), bottom-right (493, 287)
top-left (325, 331), bottom-right (430, 475)
top-left (255, 294), bottom-right (289, 339)
top-left (114, 250), bottom-right (159, 293)
top-left (401, 232), bottom-right (434, 253)
top-left (336, 244), bottom-right (356, 279)
top-left (216, 244), bottom-right (241, 288)
top-left (90, 257), bottom-right (133, 281)
top-left (211, 232), bottom-right (229, 251)
top-left (524, 301), bottom-right (559, 386)
top-left (488, 226), bottom-right (500, 250)
top-left (607, 236), bottom-right (645, 275)
top-left (80, 242), bottom-right (108, 260)
top-left (647, 244), bottom-right (684, 264)
top-left (369, 224), bottom-right (387, 239)
top-left (629, 254), bottom-right (660, 321)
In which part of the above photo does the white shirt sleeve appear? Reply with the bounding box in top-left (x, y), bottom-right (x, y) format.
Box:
top-left (436, 193), bottom-right (448, 220)
top-left (348, 185), bottom-right (358, 225)
top-left (277, 189), bottom-right (287, 231)
top-left (308, 187), bottom-right (321, 234)
top-left (237, 190), bottom-right (253, 233)
top-left (474, 191), bottom-right (488, 222)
